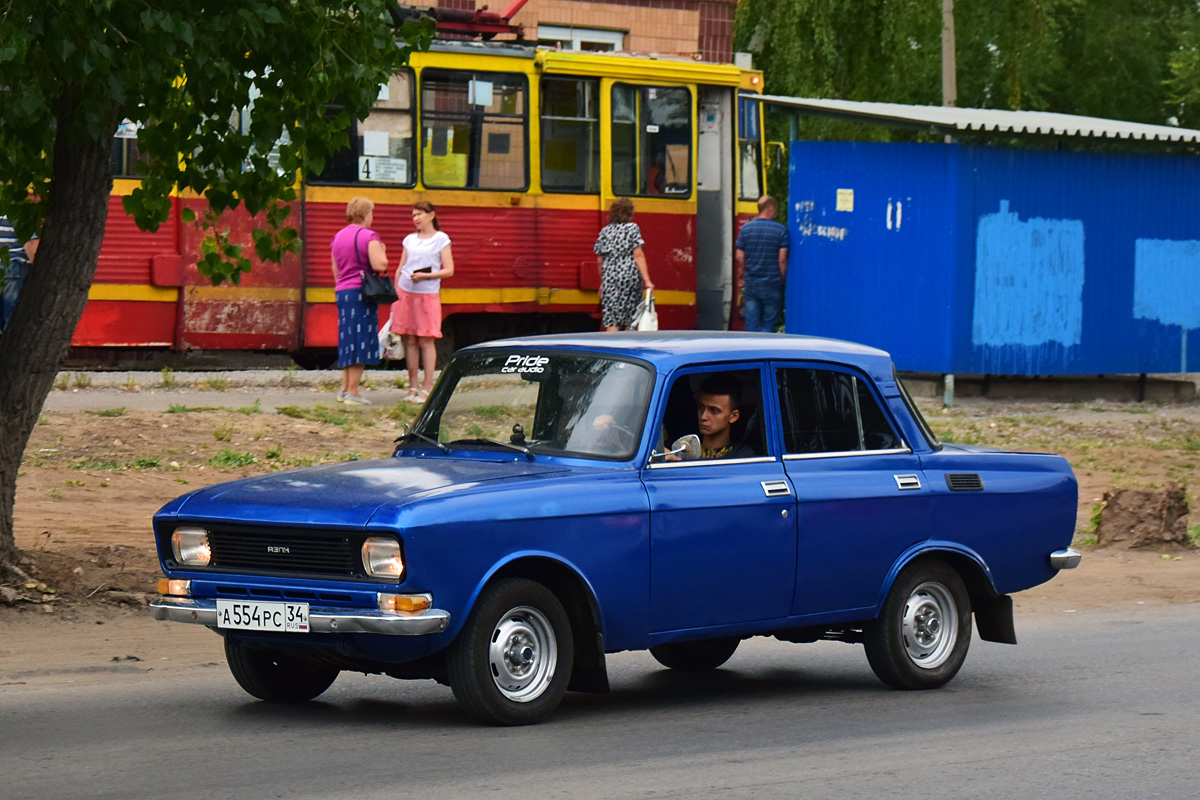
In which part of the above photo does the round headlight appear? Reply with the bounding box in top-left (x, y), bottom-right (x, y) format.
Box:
top-left (362, 537), bottom-right (404, 579)
top-left (171, 527), bottom-right (211, 566)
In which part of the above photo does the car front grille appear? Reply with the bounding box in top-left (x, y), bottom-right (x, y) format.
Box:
top-left (205, 527), bottom-right (362, 579)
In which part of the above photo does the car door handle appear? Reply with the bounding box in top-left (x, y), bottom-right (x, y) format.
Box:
top-left (894, 474), bottom-right (922, 491)
top-left (761, 480), bottom-right (791, 497)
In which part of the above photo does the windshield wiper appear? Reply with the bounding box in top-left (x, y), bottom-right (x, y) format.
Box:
top-left (448, 438), bottom-right (535, 461)
top-left (395, 430), bottom-right (451, 455)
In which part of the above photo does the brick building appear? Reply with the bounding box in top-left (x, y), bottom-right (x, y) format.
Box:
top-left (434, 0), bottom-right (738, 64)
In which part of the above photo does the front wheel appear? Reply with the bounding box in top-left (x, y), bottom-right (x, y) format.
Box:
top-left (447, 578), bottom-right (574, 725)
top-left (224, 639), bottom-right (339, 702)
top-left (863, 560), bottom-right (972, 690)
top-left (649, 637), bottom-right (740, 671)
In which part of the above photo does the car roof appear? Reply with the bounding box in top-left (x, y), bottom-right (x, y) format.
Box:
top-left (459, 332), bottom-right (898, 384)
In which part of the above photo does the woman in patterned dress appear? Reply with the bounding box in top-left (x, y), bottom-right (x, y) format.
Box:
top-left (593, 198), bottom-right (654, 331)
top-left (330, 196), bottom-right (389, 405)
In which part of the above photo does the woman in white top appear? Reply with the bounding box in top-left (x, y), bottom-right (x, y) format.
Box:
top-left (391, 200), bottom-right (455, 403)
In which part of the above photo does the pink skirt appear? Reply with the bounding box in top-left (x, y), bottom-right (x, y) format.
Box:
top-left (390, 288), bottom-right (443, 338)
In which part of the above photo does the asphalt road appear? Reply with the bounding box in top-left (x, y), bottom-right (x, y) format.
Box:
top-left (2, 605), bottom-right (1198, 800)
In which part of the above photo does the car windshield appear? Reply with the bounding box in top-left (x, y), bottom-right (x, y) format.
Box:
top-left (411, 350), bottom-right (655, 460)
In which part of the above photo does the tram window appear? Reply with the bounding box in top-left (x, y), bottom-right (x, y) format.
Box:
top-left (540, 77), bottom-right (600, 193)
top-left (421, 69), bottom-right (527, 190)
top-left (738, 97), bottom-right (763, 201)
top-left (610, 84), bottom-right (691, 198)
top-left (310, 71), bottom-right (416, 186)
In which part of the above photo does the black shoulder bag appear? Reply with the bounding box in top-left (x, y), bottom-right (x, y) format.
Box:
top-left (356, 229), bottom-right (398, 305)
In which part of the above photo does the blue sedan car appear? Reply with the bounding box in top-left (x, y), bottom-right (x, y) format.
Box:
top-left (150, 332), bottom-right (1080, 724)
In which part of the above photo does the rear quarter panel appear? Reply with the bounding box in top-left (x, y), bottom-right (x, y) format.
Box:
top-left (919, 448), bottom-right (1078, 594)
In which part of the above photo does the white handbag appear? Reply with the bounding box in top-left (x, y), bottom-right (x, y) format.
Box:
top-left (632, 289), bottom-right (658, 332)
top-left (378, 318), bottom-right (404, 360)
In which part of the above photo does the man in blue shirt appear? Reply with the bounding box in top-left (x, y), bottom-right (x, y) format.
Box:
top-left (1, 215), bottom-right (35, 331)
top-left (734, 195), bottom-right (789, 333)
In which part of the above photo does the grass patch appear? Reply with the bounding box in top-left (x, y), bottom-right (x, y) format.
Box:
top-left (133, 457), bottom-right (161, 469)
top-left (53, 374), bottom-right (69, 391)
top-left (393, 375), bottom-right (409, 389)
top-left (37, 415), bottom-right (49, 426)
top-left (160, 366), bottom-right (177, 389)
top-left (1189, 525), bottom-right (1200, 545)
top-left (86, 406), bottom-right (126, 417)
top-left (207, 449), bottom-right (256, 468)
top-left (1077, 534), bottom-right (1098, 547)
top-left (197, 376), bottom-right (230, 391)
top-left (68, 457), bottom-right (121, 471)
top-left (167, 403), bottom-right (225, 413)
top-left (265, 443), bottom-right (283, 461)
top-left (66, 479), bottom-right (85, 487)
top-left (237, 399), bottom-right (262, 415)
top-left (472, 405), bottom-right (506, 419)
top-left (276, 405), bottom-right (351, 426)
top-left (44, 489), bottom-right (62, 499)
top-left (1086, 501), bottom-right (1105, 533)
top-left (318, 378), bottom-right (340, 392)
top-left (71, 373), bottom-right (92, 390)
top-left (213, 422), bottom-right (234, 442)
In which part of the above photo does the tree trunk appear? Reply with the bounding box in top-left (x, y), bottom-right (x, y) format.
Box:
top-left (0, 99), bottom-right (117, 577)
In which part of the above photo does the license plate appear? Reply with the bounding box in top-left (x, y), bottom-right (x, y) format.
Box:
top-left (216, 599), bottom-right (309, 633)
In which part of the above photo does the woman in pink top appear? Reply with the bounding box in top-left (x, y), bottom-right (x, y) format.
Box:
top-left (330, 196), bottom-right (389, 405)
top-left (391, 200), bottom-right (454, 403)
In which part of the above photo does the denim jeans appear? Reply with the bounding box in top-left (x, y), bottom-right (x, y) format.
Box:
top-left (742, 283), bottom-right (783, 333)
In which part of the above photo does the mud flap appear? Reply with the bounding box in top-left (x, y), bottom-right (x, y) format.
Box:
top-left (974, 594), bottom-right (1017, 644)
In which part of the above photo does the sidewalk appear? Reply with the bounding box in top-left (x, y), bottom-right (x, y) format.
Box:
top-left (42, 368), bottom-right (420, 413)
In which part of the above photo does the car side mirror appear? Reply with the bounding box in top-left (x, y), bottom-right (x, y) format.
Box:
top-left (651, 434), bottom-right (701, 463)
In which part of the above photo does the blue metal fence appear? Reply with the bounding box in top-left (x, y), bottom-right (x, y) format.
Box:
top-left (786, 142), bottom-right (1200, 375)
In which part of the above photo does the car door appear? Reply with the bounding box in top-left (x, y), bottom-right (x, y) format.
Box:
top-left (773, 363), bottom-right (932, 618)
top-left (642, 365), bottom-right (797, 633)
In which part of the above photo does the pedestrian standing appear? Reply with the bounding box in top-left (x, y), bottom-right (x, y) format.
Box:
top-left (593, 198), bottom-right (654, 331)
top-left (330, 196), bottom-right (389, 405)
top-left (0, 216), bottom-right (36, 331)
top-left (391, 200), bottom-right (453, 404)
top-left (735, 195), bottom-right (789, 333)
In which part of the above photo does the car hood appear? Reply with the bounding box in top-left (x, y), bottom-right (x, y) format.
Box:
top-left (166, 455), bottom-right (571, 527)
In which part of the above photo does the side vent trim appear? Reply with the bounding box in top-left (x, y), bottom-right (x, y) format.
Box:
top-left (946, 473), bottom-right (984, 491)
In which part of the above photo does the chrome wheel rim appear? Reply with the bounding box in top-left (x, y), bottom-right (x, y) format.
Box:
top-left (488, 605), bottom-right (558, 703)
top-left (901, 581), bottom-right (958, 669)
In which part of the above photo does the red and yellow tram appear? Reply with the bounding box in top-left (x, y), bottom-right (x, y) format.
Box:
top-left (80, 43), bottom-right (767, 360)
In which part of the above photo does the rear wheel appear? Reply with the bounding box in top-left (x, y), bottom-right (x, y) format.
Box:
top-left (864, 560), bottom-right (972, 690)
top-left (649, 637), bottom-right (740, 671)
top-left (224, 639), bottom-right (339, 702)
top-left (447, 578), bottom-right (574, 725)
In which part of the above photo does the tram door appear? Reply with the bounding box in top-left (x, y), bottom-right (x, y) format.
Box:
top-left (695, 86), bottom-right (734, 330)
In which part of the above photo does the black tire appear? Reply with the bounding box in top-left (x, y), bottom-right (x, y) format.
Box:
top-left (447, 578), bottom-right (574, 725)
top-left (649, 637), bottom-right (740, 671)
top-left (224, 639), bottom-right (339, 702)
top-left (864, 559), bottom-right (972, 690)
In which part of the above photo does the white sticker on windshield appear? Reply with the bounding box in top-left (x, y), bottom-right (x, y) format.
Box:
top-left (502, 355), bottom-right (550, 374)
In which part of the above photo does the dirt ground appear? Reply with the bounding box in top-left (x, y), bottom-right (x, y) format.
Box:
top-left (2, 383), bottom-right (1199, 674)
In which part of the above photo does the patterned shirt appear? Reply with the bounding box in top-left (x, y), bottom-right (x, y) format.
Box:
top-left (735, 217), bottom-right (788, 286)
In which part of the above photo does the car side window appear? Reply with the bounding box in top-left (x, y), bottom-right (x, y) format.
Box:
top-left (661, 368), bottom-right (768, 459)
top-left (777, 368), bottom-right (902, 454)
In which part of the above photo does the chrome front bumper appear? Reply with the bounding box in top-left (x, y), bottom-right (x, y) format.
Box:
top-left (149, 597), bottom-right (450, 635)
top-left (1050, 547), bottom-right (1082, 570)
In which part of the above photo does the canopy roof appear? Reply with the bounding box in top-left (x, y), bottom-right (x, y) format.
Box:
top-left (757, 95), bottom-right (1200, 143)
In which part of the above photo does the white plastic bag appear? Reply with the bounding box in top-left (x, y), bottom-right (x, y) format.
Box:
top-left (632, 289), bottom-right (658, 332)
top-left (378, 318), bottom-right (404, 360)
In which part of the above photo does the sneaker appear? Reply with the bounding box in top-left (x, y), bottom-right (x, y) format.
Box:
top-left (336, 390), bottom-right (347, 403)
top-left (343, 393), bottom-right (371, 406)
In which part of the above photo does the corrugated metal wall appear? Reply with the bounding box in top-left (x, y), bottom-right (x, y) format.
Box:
top-left (786, 142), bottom-right (1200, 375)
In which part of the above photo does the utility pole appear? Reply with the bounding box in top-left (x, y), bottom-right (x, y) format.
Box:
top-left (942, 0), bottom-right (957, 108)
